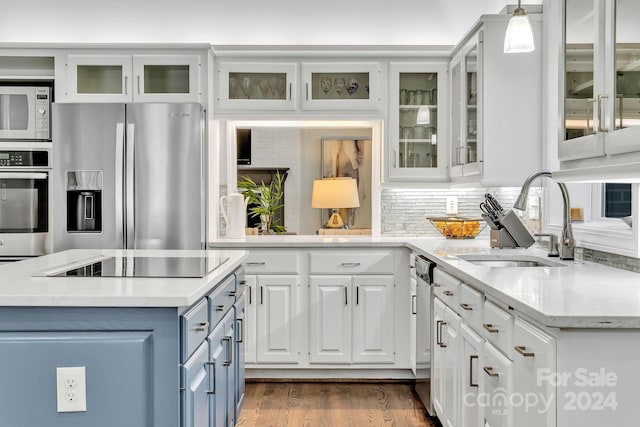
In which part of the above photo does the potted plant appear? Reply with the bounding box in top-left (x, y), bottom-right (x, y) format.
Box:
top-left (237, 171), bottom-right (286, 234)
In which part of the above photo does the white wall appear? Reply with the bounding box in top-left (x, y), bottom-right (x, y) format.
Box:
top-left (0, 1), bottom-right (540, 46)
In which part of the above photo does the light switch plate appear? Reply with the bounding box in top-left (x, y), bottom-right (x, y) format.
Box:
top-left (56, 367), bottom-right (87, 412)
top-left (445, 196), bottom-right (459, 215)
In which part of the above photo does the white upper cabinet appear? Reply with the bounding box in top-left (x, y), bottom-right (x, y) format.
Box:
top-left (450, 15), bottom-right (543, 186)
top-left (300, 62), bottom-right (381, 111)
top-left (387, 61), bottom-right (449, 181)
top-left (64, 53), bottom-right (202, 103)
top-left (560, 0), bottom-right (640, 162)
top-left (216, 62), bottom-right (298, 111)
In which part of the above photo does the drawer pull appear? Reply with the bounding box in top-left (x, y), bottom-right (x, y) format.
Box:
top-left (432, 283), bottom-right (441, 288)
top-left (341, 262), bottom-right (361, 267)
top-left (483, 366), bottom-right (499, 377)
top-left (247, 262), bottom-right (266, 266)
top-left (483, 323), bottom-right (499, 333)
top-left (460, 303), bottom-right (472, 311)
top-left (469, 355), bottom-right (479, 387)
top-left (443, 290), bottom-right (454, 296)
top-left (215, 305), bottom-right (225, 312)
top-left (515, 345), bottom-right (535, 357)
top-left (196, 321), bottom-right (209, 332)
top-left (228, 291), bottom-right (237, 297)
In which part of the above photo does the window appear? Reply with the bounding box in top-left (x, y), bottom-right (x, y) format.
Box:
top-left (603, 183), bottom-right (632, 218)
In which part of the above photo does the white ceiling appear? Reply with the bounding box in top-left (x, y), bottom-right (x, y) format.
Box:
top-left (0, 0), bottom-right (542, 46)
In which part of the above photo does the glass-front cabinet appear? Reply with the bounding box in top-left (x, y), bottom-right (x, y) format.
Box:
top-left (216, 62), bottom-right (297, 110)
top-left (561, 0), bottom-right (640, 160)
top-left (301, 62), bottom-right (381, 111)
top-left (65, 54), bottom-right (201, 102)
top-left (450, 34), bottom-right (482, 178)
top-left (388, 62), bottom-right (448, 180)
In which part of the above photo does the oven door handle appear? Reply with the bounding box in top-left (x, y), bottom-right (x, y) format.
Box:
top-left (0, 172), bottom-right (48, 180)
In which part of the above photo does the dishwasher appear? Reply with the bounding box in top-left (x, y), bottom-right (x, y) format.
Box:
top-left (414, 254), bottom-right (436, 415)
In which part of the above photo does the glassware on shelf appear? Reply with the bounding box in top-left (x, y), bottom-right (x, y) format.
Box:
top-left (399, 88), bottom-right (408, 105)
top-left (401, 127), bottom-right (414, 140)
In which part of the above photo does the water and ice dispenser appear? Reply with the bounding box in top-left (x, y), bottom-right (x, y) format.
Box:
top-left (66, 171), bottom-right (102, 233)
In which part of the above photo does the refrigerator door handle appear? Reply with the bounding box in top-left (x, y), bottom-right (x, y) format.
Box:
top-left (125, 123), bottom-right (135, 249)
top-left (115, 122), bottom-right (125, 248)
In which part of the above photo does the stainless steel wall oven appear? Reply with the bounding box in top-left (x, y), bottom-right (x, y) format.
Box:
top-left (0, 149), bottom-right (50, 259)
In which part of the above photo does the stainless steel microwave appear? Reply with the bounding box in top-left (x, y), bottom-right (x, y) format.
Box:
top-left (0, 85), bottom-right (51, 141)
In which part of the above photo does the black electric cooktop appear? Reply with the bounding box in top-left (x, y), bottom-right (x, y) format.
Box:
top-left (49, 256), bottom-right (229, 278)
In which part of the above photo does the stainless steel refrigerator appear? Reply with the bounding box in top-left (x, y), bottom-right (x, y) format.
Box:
top-left (52, 103), bottom-right (205, 251)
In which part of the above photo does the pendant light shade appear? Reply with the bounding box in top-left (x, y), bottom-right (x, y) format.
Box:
top-left (504, 1), bottom-right (535, 53)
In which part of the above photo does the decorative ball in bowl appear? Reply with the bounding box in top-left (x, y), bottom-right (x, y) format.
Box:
top-left (427, 217), bottom-right (486, 239)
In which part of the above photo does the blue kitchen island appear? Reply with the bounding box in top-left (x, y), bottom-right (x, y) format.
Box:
top-left (0, 249), bottom-right (248, 427)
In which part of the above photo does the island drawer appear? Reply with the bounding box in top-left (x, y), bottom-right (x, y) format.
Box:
top-left (207, 274), bottom-right (236, 328)
top-left (180, 298), bottom-right (209, 362)
top-left (482, 300), bottom-right (514, 358)
top-left (432, 268), bottom-right (461, 309)
top-left (459, 283), bottom-right (483, 329)
top-left (309, 251), bottom-right (394, 274)
top-left (244, 252), bottom-right (300, 274)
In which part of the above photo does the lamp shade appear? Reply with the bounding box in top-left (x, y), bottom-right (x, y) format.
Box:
top-left (311, 178), bottom-right (360, 209)
top-left (504, 11), bottom-right (535, 53)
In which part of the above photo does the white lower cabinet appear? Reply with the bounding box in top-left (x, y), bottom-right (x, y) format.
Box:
top-left (432, 271), bottom-right (557, 427)
top-left (255, 274), bottom-right (301, 364)
top-left (460, 322), bottom-right (484, 427)
top-left (512, 318), bottom-right (556, 427)
top-left (483, 341), bottom-right (513, 427)
top-left (309, 274), bottom-right (395, 364)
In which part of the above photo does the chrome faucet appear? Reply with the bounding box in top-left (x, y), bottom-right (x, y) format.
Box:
top-left (513, 171), bottom-right (575, 260)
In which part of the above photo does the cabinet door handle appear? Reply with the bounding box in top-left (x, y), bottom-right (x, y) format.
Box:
top-left (469, 355), bottom-right (479, 387)
top-left (586, 98), bottom-right (596, 134)
top-left (196, 321), bottom-right (209, 332)
top-left (206, 361), bottom-right (216, 394)
top-left (411, 295), bottom-right (417, 315)
top-left (305, 82), bottom-right (309, 100)
top-left (436, 320), bottom-right (443, 345)
top-left (260, 286), bottom-right (264, 304)
top-left (344, 286), bottom-right (348, 305)
top-left (356, 286), bottom-right (359, 305)
top-left (443, 290), bottom-right (454, 296)
top-left (459, 303), bottom-right (472, 311)
top-left (137, 75), bottom-right (141, 94)
top-left (223, 336), bottom-right (233, 366)
top-left (341, 262), bottom-right (361, 267)
top-left (247, 261), bottom-right (266, 266)
top-left (483, 323), bottom-right (499, 333)
top-left (124, 76), bottom-right (128, 95)
top-left (236, 319), bottom-right (244, 343)
top-left (598, 94), bottom-right (609, 132)
top-left (289, 83), bottom-right (292, 101)
top-left (248, 286), bottom-right (252, 304)
top-left (436, 320), bottom-right (447, 347)
top-left (515, 345), bottom-right (535, 357)
top-left (483, 366), bottom-right (499, 377)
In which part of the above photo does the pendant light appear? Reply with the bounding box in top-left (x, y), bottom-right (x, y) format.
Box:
top-left (503, 0), bottom-right (535, 53)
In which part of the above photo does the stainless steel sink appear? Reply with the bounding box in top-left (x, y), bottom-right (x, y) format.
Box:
top-left (457, 254), bottom-right (566, 268)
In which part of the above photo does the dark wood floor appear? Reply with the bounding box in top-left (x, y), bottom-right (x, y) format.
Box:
top-left (236, 382), bottom-right (438, 427)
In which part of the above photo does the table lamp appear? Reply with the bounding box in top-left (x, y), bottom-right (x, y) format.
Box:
top-left (311, 177), bottom-right (360, 228)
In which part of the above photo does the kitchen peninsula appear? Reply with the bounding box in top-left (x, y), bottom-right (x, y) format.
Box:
top-left (0, 248), bottom-right (248, 427)
top-left (211, 235), bottom-right (640, 426)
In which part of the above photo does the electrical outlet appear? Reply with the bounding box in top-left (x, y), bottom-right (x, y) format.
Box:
top-left (445, 196), bottom-right (459, 215)
top-left (56, 367), bottom-right (87, 412)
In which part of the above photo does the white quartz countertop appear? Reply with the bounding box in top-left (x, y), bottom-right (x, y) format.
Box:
top-left (210, 236), bottom-right (640, 328)
top-left (0, 249), bottom-right (249, 308)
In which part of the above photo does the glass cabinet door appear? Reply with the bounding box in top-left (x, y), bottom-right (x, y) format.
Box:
top-left (301, 63), bottom-right (381, 111)
top-left (132, 55), bottom-right (200, 102)
top-left (388, 62), bottom-right (448, 181)
top-left (464, 45), bottom-right (480, 170)
top-left (560, 0), bottom-right (640, 158)
top-left (66, 55), bottom-right (133, 102)
top-left (216, 62), bottom-right (297, 110)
